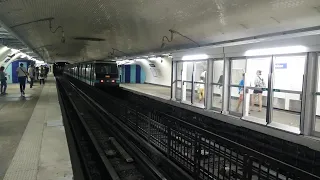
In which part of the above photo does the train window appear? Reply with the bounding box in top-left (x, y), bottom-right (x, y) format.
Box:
top-left (95, 63), bottom-right (117, 74)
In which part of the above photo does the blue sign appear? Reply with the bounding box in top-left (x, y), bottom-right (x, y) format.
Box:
top-left (275, 63), bottom-right (287, 69)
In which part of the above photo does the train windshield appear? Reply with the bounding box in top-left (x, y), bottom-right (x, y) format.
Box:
top-left (95, 63), bottom-right (117, 74)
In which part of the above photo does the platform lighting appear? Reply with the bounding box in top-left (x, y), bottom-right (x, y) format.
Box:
top-left (11, 48), bottom-right (20, 53)
top-left (245, 45), bottom-right (307, 56)
top-left (20, 53), bottom-right (27, 58)
top-left (148, 57), bottom-right (162, 61)
top-left (182, 54), bottom-right (209, 60)
top-left (135, 58), bottom-right (146, 61)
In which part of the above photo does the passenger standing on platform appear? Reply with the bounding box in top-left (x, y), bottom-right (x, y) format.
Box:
top-left (0, 66), bottom-right (7, 95)
top-left (236, 73), bottom-right (245, 112)
top-left (251, 70), bottom-right (265, 112)
top-left (16, 63), bottom-right (28, 96)
top-left (39, 66), bottom-right (45, 85)
top-left (28, 64), bottom-right (35, 88)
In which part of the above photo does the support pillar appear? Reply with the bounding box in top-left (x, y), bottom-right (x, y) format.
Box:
top-left (301, 52), bottom-right (318, 135)
top-left (171, 60), bottom-right (177, 100)
top-left (205, 59), bottom-right (213, 110)
top-left (222, 57), bottom-right (230, 114)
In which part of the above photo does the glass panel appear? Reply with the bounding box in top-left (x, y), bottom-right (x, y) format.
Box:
top-left (194, 61), bottom-right (207, 108)
top-left (230, 60), bottom-right (246, 85)
top-left (273, 56), bottom-right (305, 91)
top-left (182, 82), bottom-right (193, 104)
top-left (230, 59), bottom-right (246, 114)
top-left (272, 92), bottom-right (301, 128)
top-left (229, 86), bottom-right (243, 116)
top-left (176, 80), bottom-right (182, 101)
top-left (212, 85), bottom-right (222, 109)
top-left (212, 60), bottom-right (224, 109)
top-left (271, 55), bottom-right (305, 127)
top-left (95, 63), bottom-right (118, 74)
top-left (177, 62), bottom-right (183, 80)
top-left (194, 82), bottom-right (205, 108)
top-left (246, 57), bottom-right (271, 122)
top-left (315, 56), bottom-right (320, 132)
top-left (315, 96), bottom-right (320, 132)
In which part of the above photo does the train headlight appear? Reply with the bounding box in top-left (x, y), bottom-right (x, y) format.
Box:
top-left (100, 80), bottom-right (104, 83)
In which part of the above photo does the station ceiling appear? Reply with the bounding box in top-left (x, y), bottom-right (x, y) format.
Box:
top-left (0, 0), bottom-right (320, 63)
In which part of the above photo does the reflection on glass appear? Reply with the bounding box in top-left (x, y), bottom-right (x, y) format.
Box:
top-left (272, 92), bottom-right (300, 128)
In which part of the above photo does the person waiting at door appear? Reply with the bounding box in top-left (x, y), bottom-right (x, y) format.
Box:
top-left (251, 70), bottom-right (265, 112)
top-left (16, 63), bottom-right (28, 96)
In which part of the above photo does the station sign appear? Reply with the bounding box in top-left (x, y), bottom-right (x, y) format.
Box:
top-left (275, 63), bottom-right (287, 69)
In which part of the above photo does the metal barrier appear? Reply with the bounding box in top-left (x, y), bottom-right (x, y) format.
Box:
top-left (96, 91), bottom-right (320, 180)
top-left (68, 77), bottom-right (320, 180)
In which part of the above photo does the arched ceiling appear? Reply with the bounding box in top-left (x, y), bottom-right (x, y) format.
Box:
top-left (0, 0), bottom-right (320, 63)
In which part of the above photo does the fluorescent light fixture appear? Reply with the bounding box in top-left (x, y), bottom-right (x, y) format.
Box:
top-left (245, 45), bottom-right (307, 56)
top-left (116, 59), bottom-right (135, 65)
top-left (148, 57), bottom-right (161, 61)
top-left (182, 54), bottom-right (209, 60)
top-left (20, 53), bottom-right (27, 58)
top-left (11, 48), bottom-right (20, 53)
top-left (135, 58), bottom-right (147, 61)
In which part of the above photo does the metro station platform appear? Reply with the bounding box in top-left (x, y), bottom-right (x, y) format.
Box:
top-left (120, 83), bottom-right (317, 131)
top-left (0, 76), bottom-right (73, 180)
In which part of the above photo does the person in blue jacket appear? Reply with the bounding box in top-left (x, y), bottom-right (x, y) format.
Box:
top-left (236, 73), bottom-right (245, 112)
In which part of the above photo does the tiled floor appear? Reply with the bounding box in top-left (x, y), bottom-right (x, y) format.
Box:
top-left (0, 75), bottom-right (73, 180)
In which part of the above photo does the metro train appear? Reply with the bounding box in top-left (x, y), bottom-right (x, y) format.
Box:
top-left (64, 61), bottom-right (120, 88)
top-left (53, 62), bottom-right (69, 76)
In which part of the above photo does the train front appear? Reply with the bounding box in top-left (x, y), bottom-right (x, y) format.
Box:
top-left (95, 62), bottom-right (119, 87)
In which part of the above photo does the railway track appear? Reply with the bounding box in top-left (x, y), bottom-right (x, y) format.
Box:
top-left (57, 77), bottom-right (169, 180)
top-left (65, 75), bottom-right (320, 180)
